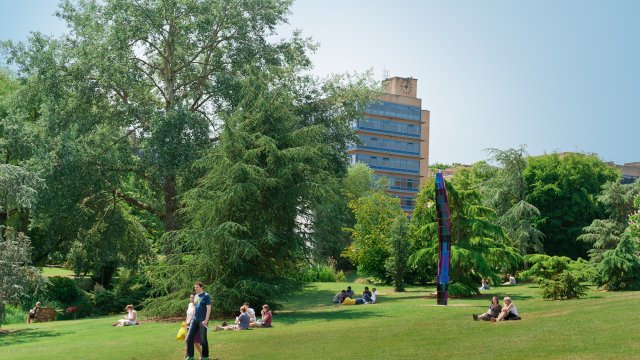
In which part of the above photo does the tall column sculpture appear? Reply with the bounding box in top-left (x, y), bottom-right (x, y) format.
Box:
top-left (435, 172), bottom-right (451, 305)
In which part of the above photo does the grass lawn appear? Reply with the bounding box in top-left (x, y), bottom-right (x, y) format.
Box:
top-left (41, 266), bottom-right (76, 278)
top-left (1, 283), bottom-right (638, 359)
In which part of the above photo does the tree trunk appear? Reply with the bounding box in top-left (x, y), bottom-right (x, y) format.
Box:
top-left (162, 175), bottom-right (179, 232)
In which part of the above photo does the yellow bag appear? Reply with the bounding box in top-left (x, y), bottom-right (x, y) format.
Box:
top-left (176, 322), bottom-right (187, 340)
top-left (342, 297), bottom-right (356, 305)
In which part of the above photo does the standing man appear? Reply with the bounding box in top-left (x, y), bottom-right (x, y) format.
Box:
top-left (186, 281), bottom-right (211, 360)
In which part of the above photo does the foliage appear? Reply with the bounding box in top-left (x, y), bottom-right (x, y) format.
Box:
top-left (0, 226), bottom-right (47, 326)
top-left (538, 271), bottom-right (588, 300)
top-left (484, 147), bottom-right (544, 255)
top-left (344, 178), bottom-right (406, 283)
top-left (144, 68), bottom-right (377, 316)
top-left (40, 276), bottom-right (93, 319)
top-left (300, 262), bottom-right (345, 283)
top-left (578, 180), bottom-right (640, 263)
top-left (409, 176), bottom-right (523, 295)
top-left (386, 216), bottom-right (410, 292)
top-left (0, 303), bottom-right (27, 325)
top-left (523, 153), bottom-right (619, 259)
top-left (93, 290), bottom-right (120, 315)
top-left (520, 254), bottom-right (592, 299)
top-left (595, 232), bottom-right (640, 290)
top-left (310, 163), bottom-right (374, 269)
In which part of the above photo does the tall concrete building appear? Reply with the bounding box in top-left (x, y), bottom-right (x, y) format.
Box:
top-left (348, 77), bottom-right (430, 213)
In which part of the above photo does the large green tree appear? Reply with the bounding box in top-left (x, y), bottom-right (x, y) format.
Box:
top-left (409, 176), bottom-right (522, 295)
top-left (344, 177), bottom-right (407, 283)
top-left (310, 163), bottom-right (374, 269)
top-left (523, 153), bottom-right (619, 259)
top-left (2, 0), bottom-right (307, 248)
top-left (484, 146), bottom-right (544, 255)
top-left (144, 68), bottom-right (376, 316)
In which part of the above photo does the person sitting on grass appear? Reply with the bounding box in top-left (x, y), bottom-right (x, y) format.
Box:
top-left (113, 304), bottom-right (138, 326)
top-left (492, 297), bottom-right (521, 321)
top-left (215, 306), bottom-right (250, 331)
top-left (345, 286), bottom-right (354, 299)
top-left (250, 304), bottom-right (272, 328)
top-left (502, 274), bottom-right (516, 285)
top-left (244, 302), bottom-right (257, 324)
top-left (479, 278), bottom-right (490, 290)
top-left (332, 290), bottom-right (347, 304)
top-left (473, 296), bottom-right (501, 321)
top-left (370, 288), bottom-right (378, 304)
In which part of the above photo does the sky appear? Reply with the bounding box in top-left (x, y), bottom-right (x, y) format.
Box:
top-left (1, 0), bottom-right (638, 165)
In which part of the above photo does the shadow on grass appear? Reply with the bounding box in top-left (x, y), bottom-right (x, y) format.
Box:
top-left (0, 328), bottom-right (68, 347)
top-left (276, 306), bottom-right (389, 325)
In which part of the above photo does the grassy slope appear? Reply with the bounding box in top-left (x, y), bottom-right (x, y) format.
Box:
top-left (1, 283), bottom-right (638, 360)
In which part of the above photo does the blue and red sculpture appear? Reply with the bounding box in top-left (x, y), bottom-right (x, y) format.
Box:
top-left (435, 172), bottom-right (451, 305)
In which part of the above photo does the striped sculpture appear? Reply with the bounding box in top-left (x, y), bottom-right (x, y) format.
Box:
top-left (435, 172), bottom-right (451, 305)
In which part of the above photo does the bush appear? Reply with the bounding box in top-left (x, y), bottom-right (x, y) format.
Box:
top-left (300, 263), bottom-right (345, 282)
top-left (539, 271), bottom-right (588, 300)
top-left (41, 276), bottom-right (94, 318)
top-left (94, 290), bottom-right (121, 315)
top-left (1, 304), bottom-right (27, 325)
top-left (44, 277), bottom-right (79, 304)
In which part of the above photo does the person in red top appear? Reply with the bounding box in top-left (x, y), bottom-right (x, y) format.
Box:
top-left (251, 304), bottom-right (272, 328)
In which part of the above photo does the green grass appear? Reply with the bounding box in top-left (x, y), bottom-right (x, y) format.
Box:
top-left (1, 283), bottom-right (638, 359)
top-left (41, 266), bottom-right (76, 278)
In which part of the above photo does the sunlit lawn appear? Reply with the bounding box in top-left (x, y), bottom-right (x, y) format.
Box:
top-left (41, 266), bottom-right (76, 278)
top-left (1, 282), bottom-right (638, 359)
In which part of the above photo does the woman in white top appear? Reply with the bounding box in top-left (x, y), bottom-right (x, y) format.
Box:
top-left (185, 293), bottom-right (202, 358)
top-left (115, 305), bottom-right (137, 326)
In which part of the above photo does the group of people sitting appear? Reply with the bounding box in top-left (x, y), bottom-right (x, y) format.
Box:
top-left (214, 302), bottom-right (272, 331)
top-left (479, 274), bottom-right (517, 291)
top-left (472, 296), bottom-right (521, 322)
top-left (332, 286), bottom-right (377, 305)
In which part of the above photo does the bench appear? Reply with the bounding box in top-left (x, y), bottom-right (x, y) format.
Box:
top-left (28, 307), bottom-right (57, 323)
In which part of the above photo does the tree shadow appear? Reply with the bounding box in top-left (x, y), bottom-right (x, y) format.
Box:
top-left (0, 328), bottom-right (68, 347)
top-left (275, 306), bottom-right (389, 325)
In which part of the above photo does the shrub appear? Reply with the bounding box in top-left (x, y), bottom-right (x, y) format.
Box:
top-left (44, 277), bottom-right (79, 304)
top-left (94, 290), bottom-right (121, 315)
top-left (539, 271), bottom-right (588, 300)
top-left (301, 264), bottom-right (337, 282)
top-left (1, 304), bottom-right (27, 325)
top-left (522, 254), bottom-right (591, 299)
top-left (42, 276), bottom-right (94, 318)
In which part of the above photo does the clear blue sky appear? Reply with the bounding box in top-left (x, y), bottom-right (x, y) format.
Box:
top-left (2, 0), bottom-right (639, 165)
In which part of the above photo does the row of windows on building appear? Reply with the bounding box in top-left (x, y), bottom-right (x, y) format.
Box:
top-left (351, 154), bottom-right (420, 174)
top-left (400, 196), bottom-right (415, 209)
top-left (374, 174), bottom-right (419, 192)
top-left (357, 135), bottom-right (420, 156)
top-left (366, 101), bottom-right (422, 121)
top-left (354, 118), bottom-right (420, 138)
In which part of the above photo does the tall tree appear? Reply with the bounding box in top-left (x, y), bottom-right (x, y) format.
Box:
top-left (523, 153), bottom-right (619, 259)
top-left (485, 146), bottom-right (544, 255)
top-left (344, 177), bottom-right (406, 283)
top-left (0, 226), bottom-right (48, 327)
top-left (310, 163), bottom-right (374, 269)
top-left (144, 68), bottom-right (376, 316)
top-left (409, 176), bottom-right (522, 295)
top-left (2, 0), bottom-right (307, 239)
